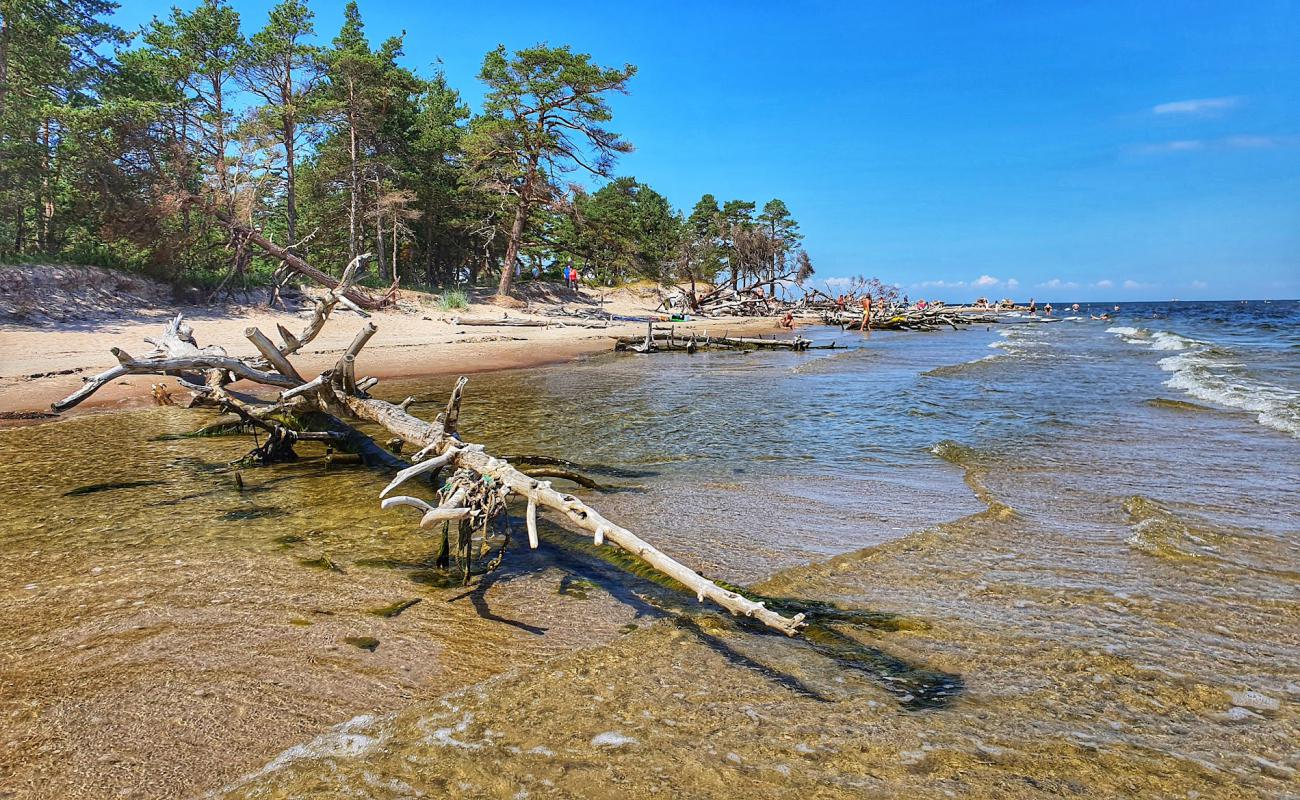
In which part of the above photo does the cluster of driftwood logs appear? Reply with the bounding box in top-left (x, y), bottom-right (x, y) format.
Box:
top-left (820, 307), bottom-right (1000, 332)
top-left (51, 256), bottom-right (807, 637)
top-left (614, 322), bottom-right (822, 354)
top-left (659, 279), bottom-right (1001, 334)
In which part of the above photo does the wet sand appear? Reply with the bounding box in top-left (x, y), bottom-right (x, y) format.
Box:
top-left (216, 479), bottom-right (1300, 799)
top-left (2, 308), bottom-right (1297, 799)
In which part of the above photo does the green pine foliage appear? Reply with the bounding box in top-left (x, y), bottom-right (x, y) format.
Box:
top-left (0, 0), bottom-right (811, 296)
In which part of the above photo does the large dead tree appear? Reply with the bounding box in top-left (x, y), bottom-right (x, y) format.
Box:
top-left (209, 207), bottom-right (391, 311)
top-left (51, 274), bottom-right (806, 637)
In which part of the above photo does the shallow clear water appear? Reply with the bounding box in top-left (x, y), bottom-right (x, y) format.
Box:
top-left (1, 301), bottom-right (1297, 798)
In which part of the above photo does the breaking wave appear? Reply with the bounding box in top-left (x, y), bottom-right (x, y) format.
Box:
top-left (1108, 326), bottom-right (1300, 438)
top-left (1106, 326), bottom-right (1204, 351)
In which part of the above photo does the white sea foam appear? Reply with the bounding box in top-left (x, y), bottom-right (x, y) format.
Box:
top-left (1157, 352), bottom-right (1300, 438)
top-left (1111, 325), bottom-right (1300, 438)
top-left (1149, 331), bottom-right (1202, 351)
top-left (989, 326), bottom-right (1047, 357)
top-left (1106, 325), bottom-right (1143, 338)
top-left (591, 731), bottom-right (638, 747)
top-left (219, 714), bottom-right (387, 793)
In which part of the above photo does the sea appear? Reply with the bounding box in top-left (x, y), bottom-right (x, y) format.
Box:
top-left (0, 299), bottom-right (1296, 799)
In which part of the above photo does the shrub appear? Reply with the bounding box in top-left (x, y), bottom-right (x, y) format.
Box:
top-left (438, 289), bottom-right (469, 311)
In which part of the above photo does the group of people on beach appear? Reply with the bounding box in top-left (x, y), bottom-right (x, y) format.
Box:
top-left (1025, 299), bottom-right (1121, 320)
top-left (528, 263), bottom-right (582, 292)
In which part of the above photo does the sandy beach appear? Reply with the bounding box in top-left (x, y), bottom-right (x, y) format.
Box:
top-left (0, 268), bottom-right (777, 421)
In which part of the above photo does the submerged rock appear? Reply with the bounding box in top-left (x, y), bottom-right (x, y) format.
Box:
top-left (1228, 690), bottom-right (1280, 713)
top-left (590, 731), bottom-right (637, 748)
top-left (344, 636), bottom-right (379, 652)
top-left (1250, 756), bottom-right (1296, 780)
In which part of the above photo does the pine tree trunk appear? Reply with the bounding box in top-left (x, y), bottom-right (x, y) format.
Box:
top-left (0, 11), bottom-right (10, 120)
top-left (347, 79), bottom-right (359, 261)
top-left (497, 199), bottom-right (528, 296)
top-left (213, 74), bottom-right (227, 204)
top-left (284, 113), bottom-right (297, 249)
top-left (375, 203), bottom-right (386, 279)
top-left (37, 120), bottom-right (52, 252)
top-left (423, 214), bottom-right (435, 288)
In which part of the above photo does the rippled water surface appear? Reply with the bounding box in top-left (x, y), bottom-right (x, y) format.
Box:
top-left (2, 301), bottom-right (1297, 798)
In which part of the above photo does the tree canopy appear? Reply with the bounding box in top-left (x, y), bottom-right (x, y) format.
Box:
top-left (0, 0), bottom-right (814, 297)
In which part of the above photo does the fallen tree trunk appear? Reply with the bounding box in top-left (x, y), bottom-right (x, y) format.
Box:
top-left (211, 209), bottom-right (387, 311)
top-left (452, 316), bottom-right (550, 328)
top-left (52, 312), bottom-right (807, 637)
top-left (613, 325), bottom-right (815, 353)
top-left (351, 391), bottom-right (804, 636)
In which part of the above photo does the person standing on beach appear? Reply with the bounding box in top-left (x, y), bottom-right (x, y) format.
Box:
top-left (862, 293), bottom-right (873, 333)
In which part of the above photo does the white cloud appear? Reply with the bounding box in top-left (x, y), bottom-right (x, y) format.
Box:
top-left (906, 275), bottom-right (1021, 293)
top-left (824, 277), bottom-right (853, 288)
top-left (1223, 134), bottom-right (1295, 149)
top-left (1190, 280), bottom-right (1208, 290)
top-left (914, 279), bottom-right (967, 289)
top-left (1122, 279), bottom-right (1151, 290)
top-left (1134, 134), bottom-right (1298, 156)
top-left (1135, 139), bottom-right (1205, 155)
top-left (1153, 96), bottom-right (1240, 115)
top-left (1095, 279), bottom-right (1114, 289)
top-left (1037, 278), bottom-right (1080, 290)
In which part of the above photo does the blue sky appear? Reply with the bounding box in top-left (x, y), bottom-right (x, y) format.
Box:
top-left (115, 1), bottom-right (1299, 300)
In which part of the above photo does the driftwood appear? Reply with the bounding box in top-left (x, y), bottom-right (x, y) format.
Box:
top-left (821, 308), bottom-right (999, 332)
top-left (453, 313), bottom-right (609, 330)
top-left (452, 315), bottom-right (549, 328)
top-left (211, 208), bottom-right (388, 311)
top-left (52, 311), bottom-right (806, 637)
top-left (613, 323), bottom-right (817, 354)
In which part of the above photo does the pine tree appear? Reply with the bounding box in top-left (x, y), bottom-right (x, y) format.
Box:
top-left (241, 0), bottom-right (321, 250)
top-left (465, 44), bottom-right (635, 297)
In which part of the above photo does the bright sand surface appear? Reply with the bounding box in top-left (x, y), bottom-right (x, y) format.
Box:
top-left (0, 281), bottom-right (776, 420)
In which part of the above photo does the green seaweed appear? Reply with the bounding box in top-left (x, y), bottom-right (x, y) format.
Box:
top-left (1145, 397), bottom-right (1215, 413)
top-left (711, 582), bottom-right (931, 632)
top-left (369, 598), bottom-right (423, 618)
top-left (220, 506), bottom-right (282, 521)
top-left (64, 479), bottom-right (163, 496)
top-left (558, 577), bottom-right (597, 599)
top-left (298, 555), bottom-right (344, 573)
top-left (408, 569), bottom-right (465, 588)
top-left (343, 636), bottom-right (379, 652)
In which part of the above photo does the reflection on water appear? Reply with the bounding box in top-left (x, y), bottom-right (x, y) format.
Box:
top-left (3, 304), bottom-right (1299, 798)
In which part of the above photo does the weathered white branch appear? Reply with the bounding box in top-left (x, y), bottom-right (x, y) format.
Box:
top-left (526, 497), bottom-right (539, 549)
top-left (281, 374), bottom-right (329, 401)
top-left (348, 391), bottom-right (807, 636)
top-left (381, 495), bottom-right (436, 514)
top-left (379, 447), bottom-right (461, 499)
top-left (420, 486), bottom-right (469, 528)
top-left (245, 327), bottom-right (305, 383)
